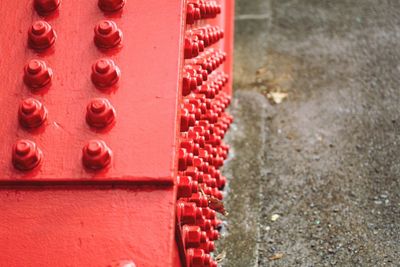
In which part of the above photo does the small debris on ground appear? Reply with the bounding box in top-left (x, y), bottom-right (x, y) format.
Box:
top-left (267, 91), bottom-right (288, 104)
top-left (269, 252), bottom-right (284, 261)
top-left (215, 250), bottom-right (226, 263)
top-left (271, 214), bottom-right (280, 221)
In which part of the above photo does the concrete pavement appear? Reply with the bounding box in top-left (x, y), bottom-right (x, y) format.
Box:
top-left (217, 1), bottom-right (400, 266)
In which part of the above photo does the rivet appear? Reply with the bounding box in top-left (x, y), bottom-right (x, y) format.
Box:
top-left (18, 98), bottom-right (48, 128)
top-left (28, 20), bottom-right (56, 50)
top-left (34, 0), bottom-right (61, 14)
top-left (91, 58), bottom-right (120, 88)
top-left (177, 201), bottom-right (202, 225)
top-left (98, 21), bottom-right (113, 34)
top-left (12, 139), bottom-right (43, 171)
top-left (95, 60), bottom-right (111, 73)
top-left (98, 0), bottom-right (126, 12)
top-left (82, 140), bottom-right (112, 170)
top-left (94, 20), bottom-right (122, 49)
top-left (32, 22), bottom-right (46, 35)
top-left (186, 248), bottom-right (210, 266)
top-left (27, 60), bottom-right (42, 74)
top-left (177, 176), bottom-right (198, 198)
top-left (24, 59), bottom-right (53, 89)
top-left (183, 225), bottom-right (202, 248)
top-left (86, 98), bottom-right (116, 128)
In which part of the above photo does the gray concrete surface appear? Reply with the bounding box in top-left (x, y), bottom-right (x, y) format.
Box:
top-left (217, 1), bottom-right (400, 266)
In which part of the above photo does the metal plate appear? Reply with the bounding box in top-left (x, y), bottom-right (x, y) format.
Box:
top-left (0, 0), bottom-right (184, 182)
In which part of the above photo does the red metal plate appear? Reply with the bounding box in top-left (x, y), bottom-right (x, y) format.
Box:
top-left (0, 0), bottom-right (184, 182)
top-left (0, 185), bottom-right (176, 267)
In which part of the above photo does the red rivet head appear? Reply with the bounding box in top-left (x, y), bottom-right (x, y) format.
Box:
top-left (183, 225), bottom-right (202, 248)
top-left (186, 249), bottom-right (208, 266)
top-left (12, 139), bottom-right (43, 171)
top-left (32, 21), bottom-right (46, 35)
top-left (34, 0), bottom-right (61, 14)
top-left (94, 20), bottom-right (122, 49)
top-left (24, 59), bottom-right (52, 89)
top-left (177, 176), bottom-right (198, 198)
top-left (95, 60), bottom-right (110, 73)
top-left (91, 58), bottom-right (120, 88)
top-left (86, 98), bottom-right (116, 128)
top-left (82, 140), bottom-right (112, 170)
top-left (18, 98), bottom-right (48, 128)
top-left (27, 60), bottom-right (42, 74)
top-left (201, 240), bottom-right (215, 253)
top-left (177, 201), bottom-right (201, 225)
top-left (98, 21), bottom-right (113, 34)
top-left (28, 21), bottom-right (56, 50)
top-left (207, 229), bottom-right (219, 241)
top-left (98, 0), bottom-right (125, 12)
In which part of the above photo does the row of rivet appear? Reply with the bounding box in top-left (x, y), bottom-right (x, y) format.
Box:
top-left (12, 0), bottom-right (126, 172)
top-left (83, 1), bottom-right (124, 170)
top-left (182, 51), bottom-right (227, 97)
top-left (33, 0), bottom-right (125, 15)
top-left (179, 1), bottom-right (231, 265)
top-left (179, 63), bottom-right (231, 266)
top-left (184, 26), bottom-right (224, 59)
top-left (177, 90), bottom-right (233, 267)
top-left (186, 0), bottom-right (222, 25)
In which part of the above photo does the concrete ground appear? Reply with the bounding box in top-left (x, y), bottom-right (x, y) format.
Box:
top-left (217, 1), bottom-right (400, 266)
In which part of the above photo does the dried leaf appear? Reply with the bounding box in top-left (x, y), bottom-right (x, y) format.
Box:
top-left (267, 91), bottom-right (288, 104)
top-left (269, 252), bottom-right (284, 261)
top-left (199, 185), bottom-right (228, 216)
top-left (215, 250), bottom-right (226, 263)
top-left (208, 196), bottom-right (229, 216)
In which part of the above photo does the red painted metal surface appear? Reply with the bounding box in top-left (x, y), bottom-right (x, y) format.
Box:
top-left (0, 0), bottom-right (234, 266)
top-left (0, 0), bottom-right (184, 182)
top-left (0, 185), bottom-right (177, 267)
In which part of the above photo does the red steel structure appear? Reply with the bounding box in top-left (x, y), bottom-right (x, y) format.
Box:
top-left (0, 0), bottom-right (234, 266)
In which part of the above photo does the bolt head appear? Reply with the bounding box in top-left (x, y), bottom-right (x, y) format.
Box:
top-left (82, 140), bottom-right (112, 170)
top-left (177, 176), bottom-right (197, 198)
top-left (183, 225), bottom-right (202, 247)
top-left (12, 140), bottom-right (43, 171)
top-left (94, 20), bottom-right (122, 49)
top-left (203, 240), bottom-right (215, 252)
top-left (98, 0), bottom-right (125, 12)
top-left (28, 20), bottom-right (56, 50)
top-left (34, 0), bottom-right (61, 14)
top-left (18, 98), bottom-right (48, 128)
top-left (187, 248), bottom-right (207, 266)
top-left (178, 201), bottom-right (198, 225)
top-left (207, 229), bottom-right (219, 241)
top-left (91, 58), bottom-right (120, 88)
top-left (24, 59), bottom-right (52, 89)
top-left (27, 60), bottom-right (42, 74)
top-left (86, 98), bottom-right (116, 128)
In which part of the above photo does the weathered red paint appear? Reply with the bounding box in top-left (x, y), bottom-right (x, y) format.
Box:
top-left (0, 0), bottom-right (234, 266)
